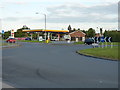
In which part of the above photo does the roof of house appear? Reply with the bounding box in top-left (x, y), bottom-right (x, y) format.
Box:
top-left (69, 30), bottom-right (86, 37)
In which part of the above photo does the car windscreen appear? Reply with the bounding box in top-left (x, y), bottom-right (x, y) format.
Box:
top-left (85, 39), bottom-right (94, 42)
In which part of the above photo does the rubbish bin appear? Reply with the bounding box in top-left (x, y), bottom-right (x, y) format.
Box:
top-left (46, 40), bottom-right (49, 43)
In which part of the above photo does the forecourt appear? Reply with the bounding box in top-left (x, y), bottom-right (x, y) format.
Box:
top-left (2, 42), bottom-right (118, 88)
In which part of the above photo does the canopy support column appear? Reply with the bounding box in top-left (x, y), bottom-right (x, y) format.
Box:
top-left (57, 34), bottom-right (60, 41)
top-left (30, 33), bottom-right (33, 40)
top-left (37, 32), bottom-right (39, 40)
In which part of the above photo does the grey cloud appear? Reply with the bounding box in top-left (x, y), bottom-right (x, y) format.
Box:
top-left (2, 17), bottom-right (45, 25)
top-left (47, 15), bottom-right (117, 23)
top-left (47, 3), bottom-right (118, 23)
top-left (5, 1), bottom-right (29, 5)
top-left (3, 17), bottom-right (21, 21)
top-left (3, 2), bottom-right (118, 24)
top-left (88, 3), bottom-right (118, 14)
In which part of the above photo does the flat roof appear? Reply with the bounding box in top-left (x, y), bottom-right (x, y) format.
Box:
top-left (22, 29), bottom-right (69, 33)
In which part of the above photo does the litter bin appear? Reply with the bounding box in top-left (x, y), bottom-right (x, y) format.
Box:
top-left (46, 40), bottom-right (49, 43)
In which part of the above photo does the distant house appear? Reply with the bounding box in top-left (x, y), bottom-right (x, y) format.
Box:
top-left (69, 30), bottom-right (86, 42)
top-left (95, 33), bottom-right (101, 37)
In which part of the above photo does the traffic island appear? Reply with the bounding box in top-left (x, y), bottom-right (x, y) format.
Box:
top-left (76, 46), bottom-right (119, 61)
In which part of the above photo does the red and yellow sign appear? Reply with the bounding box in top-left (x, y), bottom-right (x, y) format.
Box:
top-left (11, 29), bottom-right (14, 38)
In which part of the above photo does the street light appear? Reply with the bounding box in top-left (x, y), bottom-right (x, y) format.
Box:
top-left (43, 14), bottom-right (47, 41)
top-left (36, 12), bottom-right (47, 40)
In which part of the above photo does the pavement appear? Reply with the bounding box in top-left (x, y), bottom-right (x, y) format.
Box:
top-left (2, 42), bottom-right (118, 88)
top-left (2, 82), bottom-right (14, 88)
top-left (0, 78), bottom-right (14, 88)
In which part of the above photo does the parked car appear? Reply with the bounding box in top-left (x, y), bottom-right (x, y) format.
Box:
top-left (6, 38), bottom-right (16, 43)
top-left (84, 38), bottom-right (94, 45)
top-left (25, 37), bottom-right (31, 40)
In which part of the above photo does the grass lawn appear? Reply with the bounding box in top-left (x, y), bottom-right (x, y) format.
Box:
top-left (74, 42), bottom-right (119, 45)
top-left (17, 40), bottom-right (50, 43)
top-left (0, 42), bottom-right (9, 46)
top-left (77, 46), bottom-right (119, 60)
top-left (0, 42), bottom-right (19, 46)
top-left (99, 42), bottom-right (120, 45)
top-left (74, 41), bottom-right (84, 45)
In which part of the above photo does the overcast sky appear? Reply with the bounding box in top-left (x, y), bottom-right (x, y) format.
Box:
top-left (0, 0), bottom-right (119, 32)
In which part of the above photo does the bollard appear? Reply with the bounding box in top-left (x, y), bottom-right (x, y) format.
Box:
top-left (46, 40), bottom-right (49, 43)
top-left (67, 40), bottom-right (70, 43)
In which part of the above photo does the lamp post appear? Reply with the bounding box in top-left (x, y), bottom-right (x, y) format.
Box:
top-left (36, 12), bottom-right (47, 40)
top-left (43, 14), bottom-right (47, 41)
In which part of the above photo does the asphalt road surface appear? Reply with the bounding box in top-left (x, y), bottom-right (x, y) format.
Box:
top-left (2, 42), bottom-right (118, 88)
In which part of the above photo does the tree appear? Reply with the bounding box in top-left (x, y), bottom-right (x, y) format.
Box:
top-left (103, 30), bottom-right (120, 42)
top-left (81, 30), bottom-right (87, 34)
top-left (32, 32), bottom-right (38, 39)
top-left (86, 28), bottom-right (95, 38)
top-left (15, 29), bottom-right (25, 37)
top-left (78, 28), bottom-right (80, 30)
top-left (3, 31), bottom-right (11, 39)
top-left (22, 25), bottom-right (30, 30)
top-left (68, 25), bottom-right (72, 30)
top-left (15, 25), bottom-right (30, 37)
top-left (100, 28), bottom-right (103, 36)
top-left (104, 30), bottom-right (108, 36)
top-left (73, 28), bottom-right (76, 31)
top-left (68, 25), bottom-right (72, 32)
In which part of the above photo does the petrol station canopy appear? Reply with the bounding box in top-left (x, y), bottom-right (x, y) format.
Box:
top-left (22, 29), bottom-right (69, 33)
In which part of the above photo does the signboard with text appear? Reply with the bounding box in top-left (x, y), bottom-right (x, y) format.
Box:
top-left (2, 30), bottom-right (4, 34)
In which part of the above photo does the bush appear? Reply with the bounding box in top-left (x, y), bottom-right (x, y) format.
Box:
top-left (104, 30), bottom-right (120, 42)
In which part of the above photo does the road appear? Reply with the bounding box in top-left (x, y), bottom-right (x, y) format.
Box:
top-left (2, 42), bottom-right (118, 88)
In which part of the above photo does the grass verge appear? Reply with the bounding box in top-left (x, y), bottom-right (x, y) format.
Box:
top-left (99, 42), bottom-right (120, 45)
top-left (74, 41), bottom-right (84, 45)
top-left (77, 46), bottom-right (119, 60)
top-left (17, 40), bottom-right (45, 43)
top-left (17, 40), bottom-right (52, 43)
top-left (0, 42), bottom-right (20, 47)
